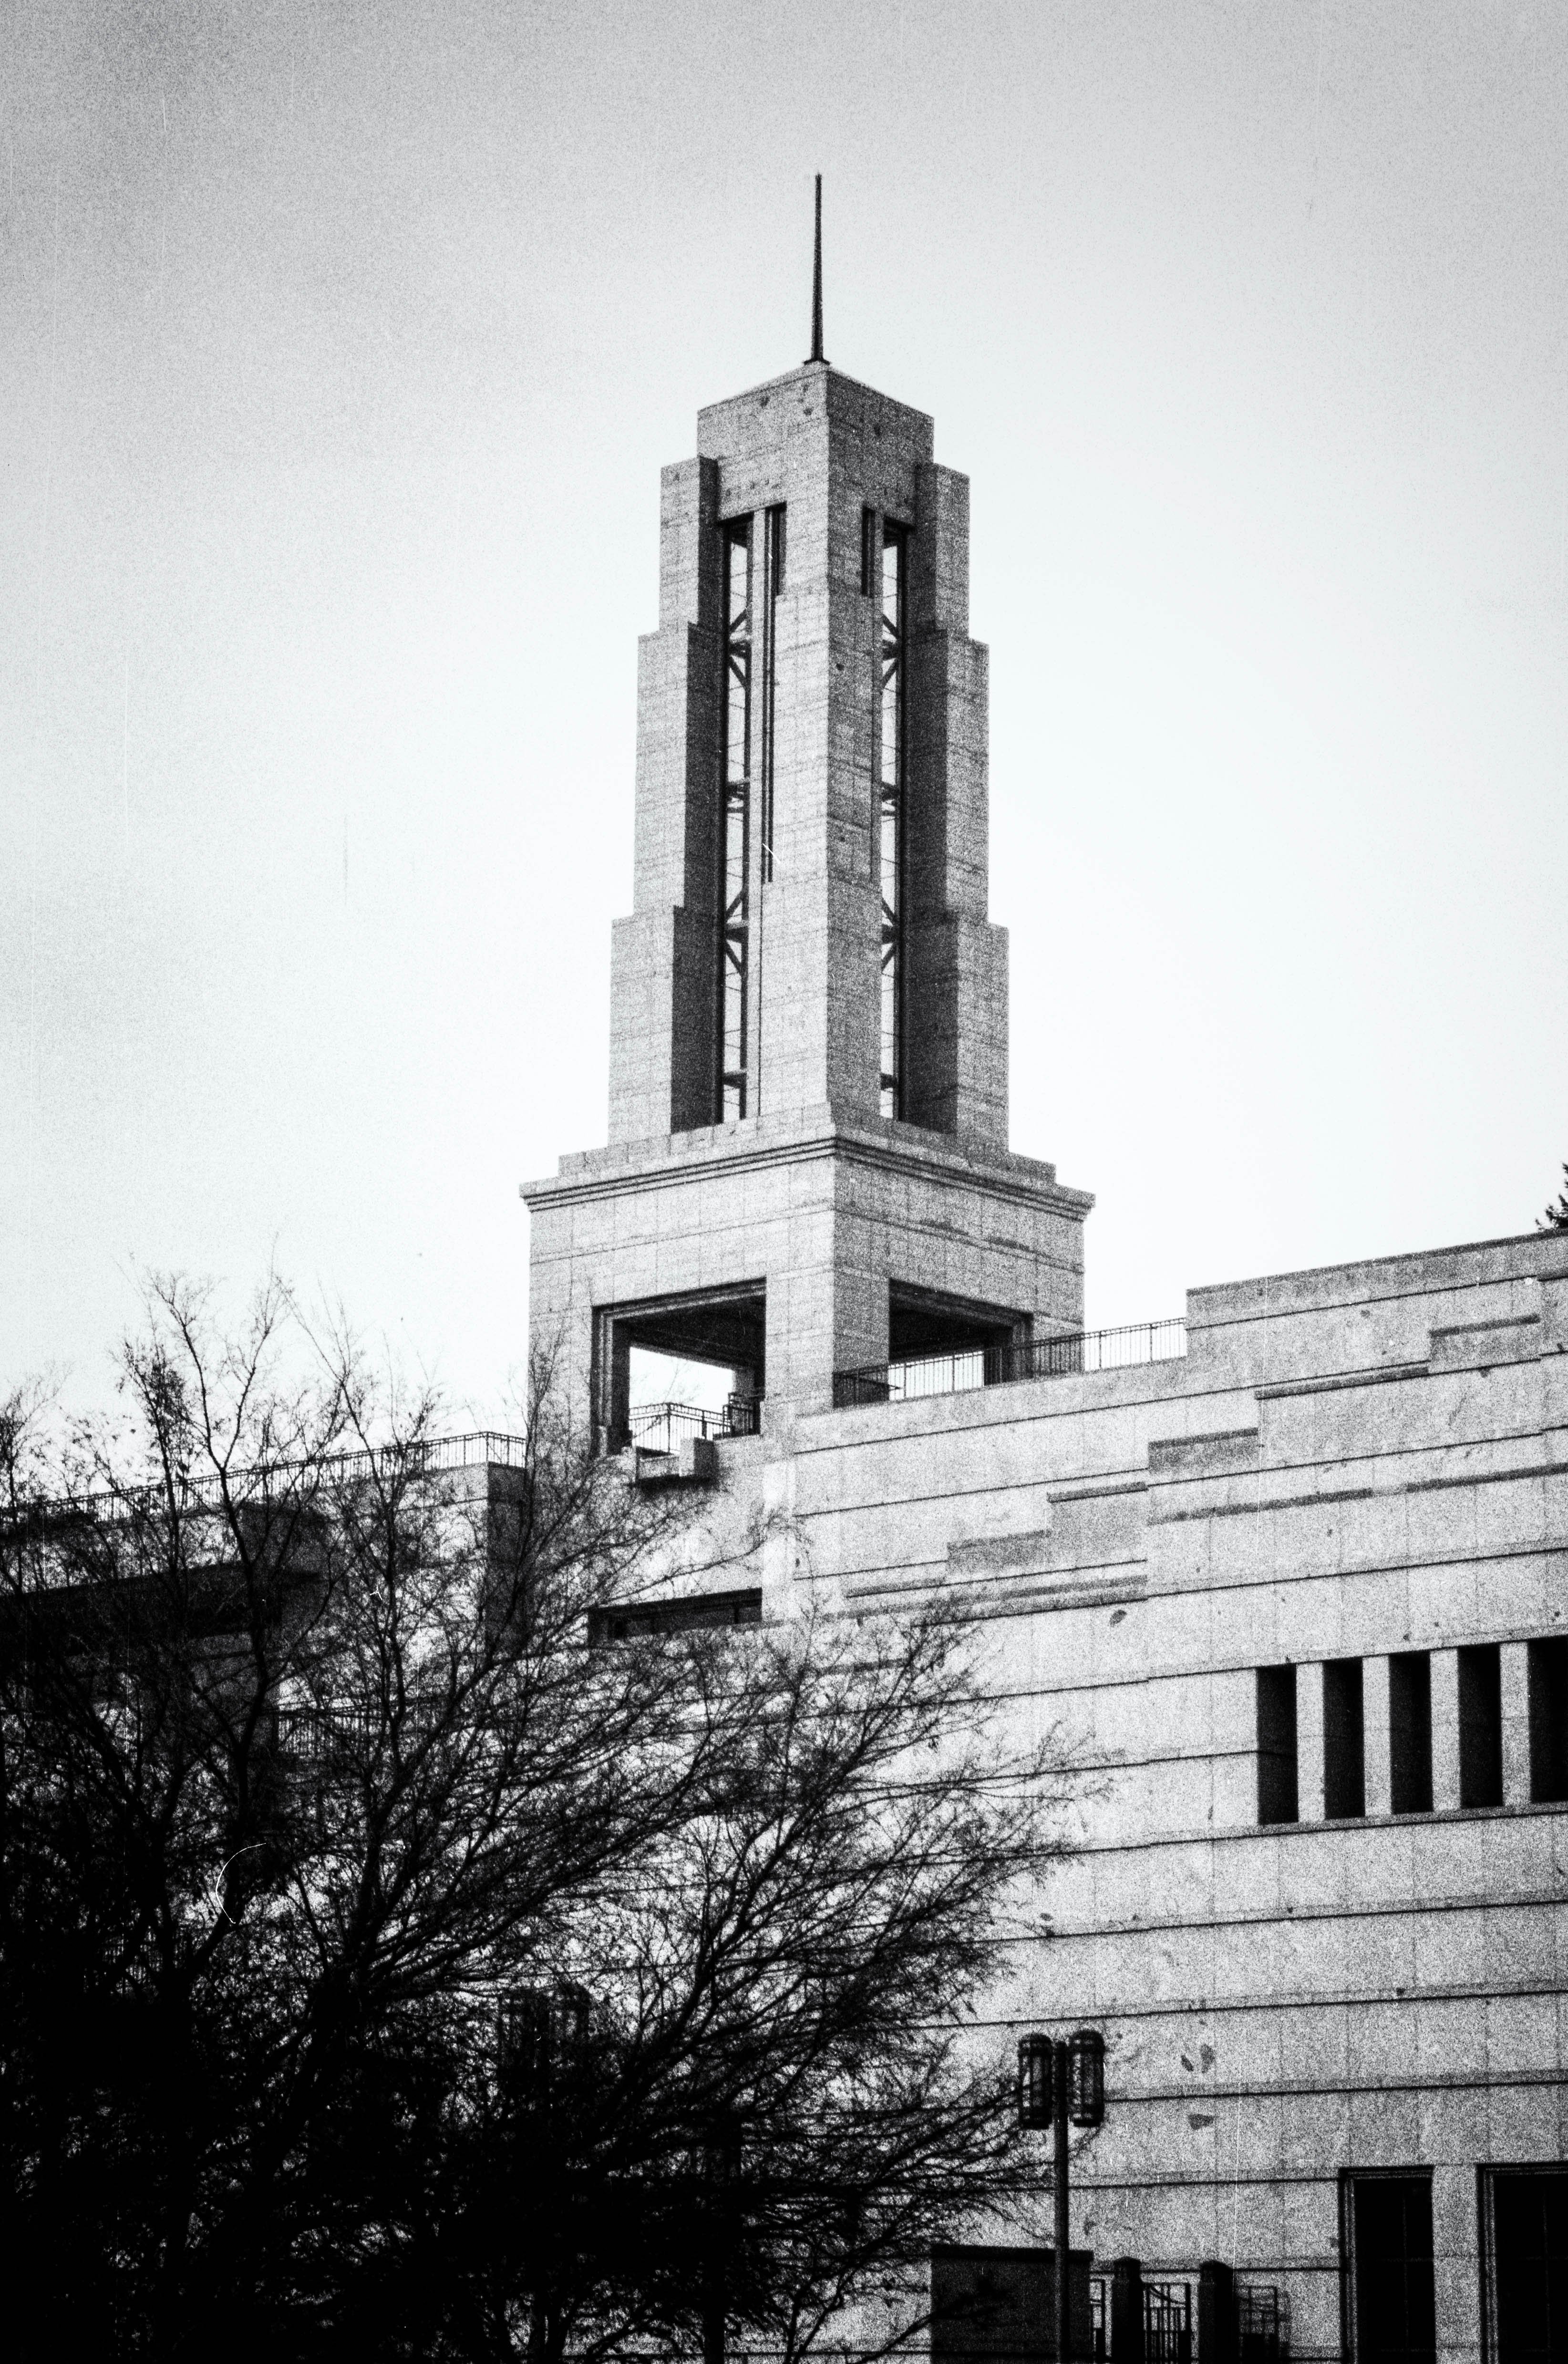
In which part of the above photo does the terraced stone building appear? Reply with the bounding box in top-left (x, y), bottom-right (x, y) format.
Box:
top-left (522, 327), bottom-right (1568, 2364)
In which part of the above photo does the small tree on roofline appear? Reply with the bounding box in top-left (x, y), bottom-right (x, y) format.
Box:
top-left (0, 1275), bottom-right (1069, 2363)
top-left (1540, 1164), bottom-right (1568, 1231)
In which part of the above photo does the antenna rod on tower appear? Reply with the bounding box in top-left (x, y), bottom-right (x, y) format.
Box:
top-left (807, 173), bottom-right (826, 365)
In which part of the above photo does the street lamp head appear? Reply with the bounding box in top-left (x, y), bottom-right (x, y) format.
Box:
top-left (554, 1981), bottom-right (592, 2058)
top-left (499, 1980), bottom-right (594, 2106)
top-left (500, 1985), bottom-right (552, 2103)
top-left (1017, 2033), bottom-right (1054, 2128)
top-left (1067, 2027), bottom-right (1105, 2127)
top-left (704, 2109), bottom-right (743, 2181)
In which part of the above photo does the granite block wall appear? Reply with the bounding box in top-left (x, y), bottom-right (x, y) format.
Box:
top-left (705, 1226), bottom-right (1568, 2364)
top-left (523, 1111), bottom-right (1090, 1429)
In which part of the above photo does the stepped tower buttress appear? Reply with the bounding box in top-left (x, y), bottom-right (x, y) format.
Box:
top-left (523, 355), bottom-right (1092, 1444)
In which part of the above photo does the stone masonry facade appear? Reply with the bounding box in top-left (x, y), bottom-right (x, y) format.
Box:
top-left (522, 340), bottom-right (1568, 2364)
top-left (678, 1227), bottom-right (1568, 2364)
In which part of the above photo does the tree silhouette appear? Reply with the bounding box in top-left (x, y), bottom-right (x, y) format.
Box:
top-left (1, 1277), bottom-right (1062, 2361)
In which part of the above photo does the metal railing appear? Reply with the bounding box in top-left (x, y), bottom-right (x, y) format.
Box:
top-left (1238, 2286), bottom-right (1287, 2364)
top-left (1145, 2281), bottom-right (1193, 2364)
top-left (2, 1431), bottom-right (531, 1561)
top-left (831, 1318), bottom-right (1187, 1410)
top-left (1089, 2276), bottom-right (1285, 2364)
top-left (274, 1702), bottom-right (382, 1763)
top-left (1089, 2278), bottom-right (1194, 2364)
top-left (316, 1431), bottom-right (530, 1483)
top-left (627, 1398), bottom-right (763, 1456)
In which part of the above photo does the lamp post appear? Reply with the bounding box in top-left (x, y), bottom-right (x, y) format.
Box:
top-left (500, 1984), bottom-right (595, 2364)
top-left (702, 2111), bottom-right (742, 2364)
top-left (1018, 2029), bottom-right (1106, 2364)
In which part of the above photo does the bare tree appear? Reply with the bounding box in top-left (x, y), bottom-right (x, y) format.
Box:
top-left (1, 1278), bottom-right (1064, 2362)
top-left (436, 1595), bottom-right (1059, 2364)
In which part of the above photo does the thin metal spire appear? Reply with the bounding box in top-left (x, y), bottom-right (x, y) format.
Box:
top-left (807, 173), bottom-right (826, 365)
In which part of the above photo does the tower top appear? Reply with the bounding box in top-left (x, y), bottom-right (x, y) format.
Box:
top-left (806, 173), bottom-right (826, 366)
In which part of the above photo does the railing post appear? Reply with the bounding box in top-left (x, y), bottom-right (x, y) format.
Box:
top-left (1112, 2258), bottom-right (1145, 2364)
top-left (1197, 2263), bottom-right (1236, 2364)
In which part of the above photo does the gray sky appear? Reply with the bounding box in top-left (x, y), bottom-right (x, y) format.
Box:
top-left (4, 0), bottom-right (1567, 1416)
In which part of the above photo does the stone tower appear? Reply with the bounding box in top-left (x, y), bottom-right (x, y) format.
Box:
top-left (523, 327), bottom-right (1091, 1444)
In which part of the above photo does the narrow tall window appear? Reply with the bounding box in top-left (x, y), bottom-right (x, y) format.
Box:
top-left (1348, 2175), bottom-right (1435, 2364)
top-left (1256, 1665), bottom-right (1299, 1825)
top-left (1323, 1658), bottom-right (1366, 1820)
top-left (1459, 1643), bottom-right (1504, 1808)
top-left (1488, 2169), bottom-right (1568, 2364)
top-left (718, 519), bottom-right (752, 1119)
top-left (1529, 1638), bottom-right (1568, 1804)
top-left (1389, 1651), bottom-right (1434, 1815)
top-left (878, 522), bottom-right (907, 1119)
top-left (762, 506), bottom-right (785, 886)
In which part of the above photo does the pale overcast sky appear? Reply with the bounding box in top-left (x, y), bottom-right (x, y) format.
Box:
top-left (4, 0), bottom-right (1567, 1416)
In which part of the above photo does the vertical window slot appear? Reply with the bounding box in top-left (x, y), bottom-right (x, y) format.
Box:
top-left (1459, 1643), bottom-right (1504, 1808)
top-left (878, 521), bottom-right (907, 1120)
top-left (1256, 1665), bottom-right (1299, 1825)
top-left (1528, 1637), bottom-right (1568, 1804)
top-left (718, 519), bottom-right (753, 1120)
top-left (1323, 1658), bottom-right (1366, 1820)
top-left (1388, 1651), bottom-right (1433, 1815)
top-left (860, 505), bottom-right (876, 597)
top-left (762, 505), bottom-right (785, 887)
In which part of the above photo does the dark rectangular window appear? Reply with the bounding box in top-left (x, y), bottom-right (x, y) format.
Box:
top-left (860, 505), bottom-right (876, 597)
top-left (589, 1587), bottom-right (762, 1645)
top-left (1459, 1642), bottom-right (1504, 1808)
top-left (1389, 1651), bottom-right (1433, 1815)
top-left (1490, 2170), bottom-right (1568, 2364)
top-left (1256, 1665), bottom-right (1299, 1825)
top-left (1528, 1639), bottom-right (1568, 1804)
top-left (1323, 1658), bottom-right (1365, 1820)
top-left (1349, 2174), bottom-right (1434, 2364)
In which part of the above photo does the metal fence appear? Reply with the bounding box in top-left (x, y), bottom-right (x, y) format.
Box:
top-left (1145, 2281), bottom-right (1193, 2364)
top-left (11, 1430), bottom-right (531, 1535)
top-left (627, 1398), bottom-right (763, 1455)
top-left (1088, 2278), bottom-right (1192, 2364)
top-left (314, 1431), bottom-right (531, 1483)
top-left (1238, 2286), bottom-right (1287, 2364)
top-left (1088, 2277), bottom-right (1283, 2364)
top-left (831, 1318), bottom-right (1188, 1410)
top-left (273, 1703), bottom-right (382, 1763)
